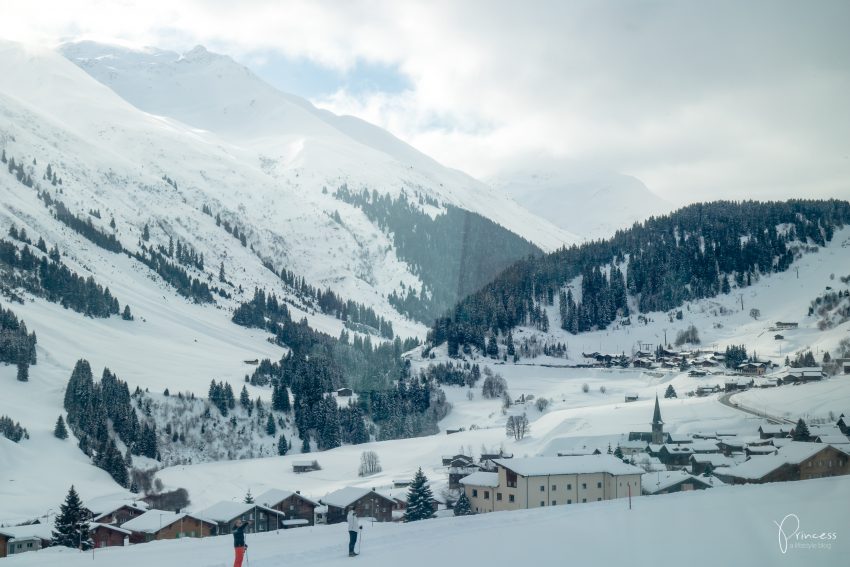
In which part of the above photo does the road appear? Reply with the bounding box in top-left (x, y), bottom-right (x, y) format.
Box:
top-left (717, 392), bottom-right (796, 425)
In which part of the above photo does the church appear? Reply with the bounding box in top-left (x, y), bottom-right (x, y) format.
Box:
top-left (628, 394), bottom-right (671, 444)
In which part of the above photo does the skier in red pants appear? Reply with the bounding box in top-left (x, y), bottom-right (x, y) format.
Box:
top-left (233, 519), bottom-right (251, 567)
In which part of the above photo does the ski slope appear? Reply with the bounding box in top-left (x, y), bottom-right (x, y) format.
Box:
top-left (4, 476), bottom-right (848, 566)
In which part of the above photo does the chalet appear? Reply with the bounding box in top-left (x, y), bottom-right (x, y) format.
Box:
top-left (197, 502), bottom-right (287, 534)
top-left (736, 362), bottom-right (767, 376)
top-left (256, 489), bottom-right (319, 527)
top-left (619, 439), bottom-right (650, 456)
top-left (556, 448), bottom-right (602, 457)
top-left (336, 387), bottom-right (353, 397)
top-left (292, 460), bottom-right (321, 473)
top-left (624, 393), bottom-right (639, 403)
top-left (688, 370), bottom-right (707, 378)
top-left (657, 444), bottom-right (697, 467)
top-left (775, 322), bottom-right (798, 330)
top-left (89, 502), bottom-right (148, 525)
top-left (442, 454), bottom-right (473, 467)
top-left (120, 509), bottom-right (216, 543)
top-left (774, 334), bottom-right (784, 340)
top-left (724, 377), bottom-right (753, 392)
top-left (813, 433), bottom-right (850, 447)
top-left (392, 479), bottom-right (412, 488)
top-left (461, 455), bottom-right (643, 513)
top-left (632, 358), bottom-right (655, 369)
top-left (0, 524), bottom-right (52, 558)
top-left (755, 377), bottom-right (780, 388)
top-left (449, 462), bottom-right (482, 489)
top-left (90, 523), bottom-right (132, 548)
top-left (758, 424), bottom-right (790, 439)
top-left (715, 442), bottom-right (850, 485)
top-left (641, 470), bottom-right (715, 495)
top-left (835, 358), bottom-right (850, 375)
top-left (783, 367), bottom-right (824, 383)
top-left (321, 487), bottom-right (396, 524)
top-left (689, 453), bottom-right (735, 475)
top-left (695, 385), bottom-right (721, 397)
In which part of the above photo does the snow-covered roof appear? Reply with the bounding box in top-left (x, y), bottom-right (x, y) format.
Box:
top-left (690, 454), bottom-right (735, 467)
top-left (758, 424), bottom-right (789, 434)
top-left (719, 442), bottom-right (847, 480)
top-left (642, 471), bottom-right (713, 493)
top-left (89, 522), bottom-right (132, 535)
top-left (255, 488), bottom-right (319, 507)
top-left (0, 523), bottom-right (53, 540)
top-left (459, 472), bottom-right (499, 487)
top-left (494, 455), bottom-right (644, 477)
top-left (815, 435), bottom-right (850, 445)
top-left (121, 510), bottom-right (193, 533)
top-left (321, 487), bottom-right (393, 509)
top-left (196, 501), bottom-right (256, 523)
top-left (85, 496), bottom-right (148, 516)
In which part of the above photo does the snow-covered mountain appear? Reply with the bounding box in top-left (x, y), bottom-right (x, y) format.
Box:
top-left (490, 160), bottom-right (672, 241)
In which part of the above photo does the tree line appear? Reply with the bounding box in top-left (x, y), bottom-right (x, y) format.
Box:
top-left (430, 200), bottom-right (850, 353)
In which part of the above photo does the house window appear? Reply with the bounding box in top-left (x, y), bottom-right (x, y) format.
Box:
top-left (567, 499), bottom-right (572, 504)
top-left (540, 501), bottom-right (545, 506)
top-left (540, 485), bottom-right (545, 492)
top-left (552, 485), bottom-right (557, 491)
top-left (472, 489), bottom-right (478, 497)
top-left (582, 498), bottom-right (587, 503)
top-left (597, 498), bottom-right (602, 501)
top-left (552, 500), bottom-right (556, 506)
top-left (509, 495), bottom-right (515, 503)
top-left (567, 484), bottom-right (572, 490)
top-left (597, 482), bottom-right (602, 489)
top-left (582, 483), bottom-right (587, 489)
top-left (497, 493), bottom-right (503, 501)
top-left (484, 491), bottom-right (490, 499)
top-left (506, 470), bottom-right (518, 488)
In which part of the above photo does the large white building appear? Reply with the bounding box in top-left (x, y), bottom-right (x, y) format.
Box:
top-left (460, 455), bottom-right (643, 513)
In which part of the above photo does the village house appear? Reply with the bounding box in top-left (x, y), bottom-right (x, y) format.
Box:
top-left (628, 395), bottom-right (669, 445)
top-left (89, 502), bottom-right (148, 525)
top-left (321, 487), bottom-right (396, 524)
top-left (624, 393), bottom-right (640, 403)
top-left (641, 470), bottom-right (716, 495)
top-left (775, 321), bottom-right (799, 330)
top-left (714, 442), bottom-right (850, 485)
top-left (89, 522), bottom-right (132, 548)
top-left (835, 358), bottom-right (850, 375)
top-left (689, 453), bottom-right (736, 475)
top-left (0, 524), bottom-right (52, 558)
top-left (336, 387), bottom-right (353, 397)
top-left (292, 460), bottom-right (321, 473)
top-left (255, 488), bottom-right (319, 527)
top-left (460, 455), bottom-right (643, 514)
top-left (120, 509), bottom-right (216, 543)
top-left (735, 362), bottom-right (767, 376)
top-left (197, 501), bottom-right (288, 534)
top-left (782, 367), bottom-right (825, 383)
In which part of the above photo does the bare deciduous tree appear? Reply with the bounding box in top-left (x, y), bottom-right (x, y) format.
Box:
top-left (358, 450), bottom-right (382, 477)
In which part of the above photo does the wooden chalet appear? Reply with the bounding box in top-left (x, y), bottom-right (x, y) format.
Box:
top-left (120, 510), bottom-right (216, 543)
top-left (292, 460), bottom-right (321, 473)
top-left (256, 488), bottom-right (319, 527)
top-left (321, 487), bottom-right (396, 524)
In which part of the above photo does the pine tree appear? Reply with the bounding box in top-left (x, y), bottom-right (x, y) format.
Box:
top-left (266, 413), bottom-right (277, 436)
top-left (219, 262), bottom-right (226, 283)
top-left (614, 445), bottom-right (624, 460)
top-left (142, 224), bottom-right (150, 241)
top-left (122, 305), bottom-right (133, 321)
top-left (403, 468), bottom-right (436, 522)
top-left (277, 434), bottom-right (289, 456)
top-left (244, 489), bottom-right (254, 504)
top-left (17, 362), bottom-right (29, 382)
top-left (240, 385), bottom-right (251, 412)
top-left (793, 418), bottom-right (810, 441)
top-left (300, 435), bottom-right (310, 453)
top-left (54, 415), bottom-right (68, 440)
top-left (453, 491), bottom-right (473, 516)
top-left (52, 485), bottom-right (93, 549)
top-left (664, 384), bottom-right (677, 399)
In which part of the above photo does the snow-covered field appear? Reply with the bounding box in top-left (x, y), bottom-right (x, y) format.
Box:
top-left (5, 476), bottom-right (848, 566)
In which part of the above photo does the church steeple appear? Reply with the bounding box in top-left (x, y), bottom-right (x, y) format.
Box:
top-left (651, 394), bottom-right (664, 444)
top-left (652, 394), bottom-right (663, 426)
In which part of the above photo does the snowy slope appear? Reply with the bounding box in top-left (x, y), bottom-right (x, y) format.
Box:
top-left (5, 476), bottom-right (849, 566)
top-left (490, 159), bottom-right (673, 240)
top-left (59, 41), bottom-right (578, 251)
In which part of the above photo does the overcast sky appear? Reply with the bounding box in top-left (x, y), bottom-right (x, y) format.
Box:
top-left (2, 0), bottom-right (849, 204)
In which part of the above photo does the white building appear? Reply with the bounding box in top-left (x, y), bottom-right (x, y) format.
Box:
top-left (460, 455), bottom-right (643, 514)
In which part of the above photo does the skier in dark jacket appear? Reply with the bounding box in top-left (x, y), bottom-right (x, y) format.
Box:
top-left (233, 519), bottom-right (251, 567)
